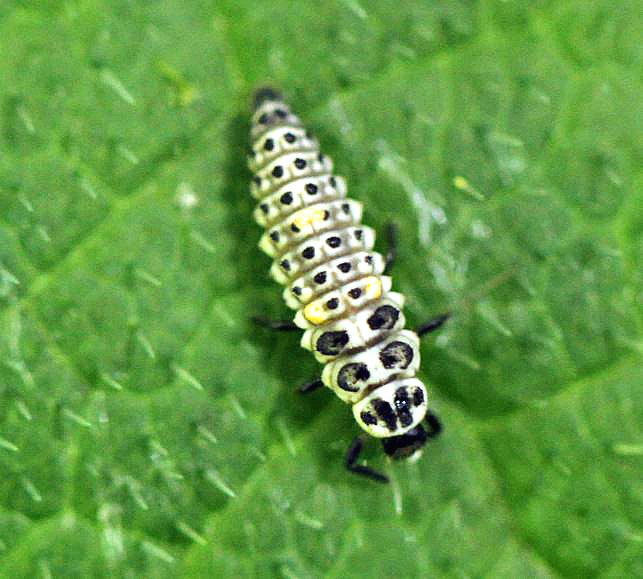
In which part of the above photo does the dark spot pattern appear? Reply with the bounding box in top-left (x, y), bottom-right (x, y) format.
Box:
top-left (413, 387), bottom-right (424, 406)
top-left (372, 399), bottom-right (397, 431)
top-left (292, 286), bottom-right (302, 296)
top-left (253, 176), bottom-right (261, 186)
top-left (258, 113), bottom-right (269, 124)
top-left (302, 246), bottom-right (315, 259)
top-left (294, 158), bottom-right (307, 170)
top-left (338, 363), bottom-right (370, 392)
top-left (394, 387), bottom-right (413, 427)
top-left (280, 192), bottom-right (293, 205)
top-left (323, 210), bottom-right (330, 220)
top-left (269, 231), bottom-right (280, 242)
top-left (326, 236), bottom-right (341, 248)
top-left (341, 203), bottom-right (351, 214)
top-left (338, 262), bottom-right (351, 273)
top-left (272, 165), bottom-right (284, 178)
top-left (329, 176), bottom-right (337, 187)
top-left (326, 298), bottom-right (339, 310)
top-left (318, 153), bottom-right (325, 163)
top-left (348, 288), bottom-right (362, 299)
top-left (264, 138), bottom-right (274, 151)
top-left (354, 229), bottom-right (363, 240)
top-left (305, 183), bottom-right (318, 195)
top-left (313, 271), bottom-right (327, 285)
top-left (316, 330), bottom-right (349, 356)
top-left (365, 255), bottom-right (373, 264)
top-left (275, 108), bottom-right (287, 118)
top-left (284, 132), bottom-right (296, 143)
top-left (280, 259), bottom-right (291, 271)
top-left (360, 411), bottom-right (377, 426)
top-left (379, 341), bottom-right (414, 369)
top-left (290, 223), bottom-right (300, 233)
top-left (367, 305), bottom-right (399, 330)
top-left (259, 203), bottom-right (269, 214)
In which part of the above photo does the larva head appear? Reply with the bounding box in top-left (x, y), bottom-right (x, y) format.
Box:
top-left (252, 86), bottom-right (283, 110)
top-left (381, 424), bottom-right (429, 461)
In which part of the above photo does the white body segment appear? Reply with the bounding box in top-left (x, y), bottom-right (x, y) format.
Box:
top-left (249, 97), bottom-right (430, 439)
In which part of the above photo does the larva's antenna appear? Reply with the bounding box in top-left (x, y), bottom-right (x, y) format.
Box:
top-left (252, 86), bottom-right (283, 110)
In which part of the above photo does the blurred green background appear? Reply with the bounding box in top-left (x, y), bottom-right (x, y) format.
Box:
top-left (0, 1), bottom-right (641, 577)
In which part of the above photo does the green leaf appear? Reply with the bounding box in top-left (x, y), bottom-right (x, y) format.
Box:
top-left (0, 1), bottom-right (641, 577)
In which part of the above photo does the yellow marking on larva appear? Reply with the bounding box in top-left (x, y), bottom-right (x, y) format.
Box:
top-left (303, 300), bottom-right (329, 325)
top-left (362, 276), bottom-right (382, 299)
top-left (292, 208), bottom-right (327, 231)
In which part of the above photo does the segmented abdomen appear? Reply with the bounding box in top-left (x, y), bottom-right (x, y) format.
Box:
top-left (248, 94), bottom-right (428, 439)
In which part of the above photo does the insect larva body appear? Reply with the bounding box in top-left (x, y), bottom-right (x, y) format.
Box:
top-left (248, 88), bottom-right (444, 480)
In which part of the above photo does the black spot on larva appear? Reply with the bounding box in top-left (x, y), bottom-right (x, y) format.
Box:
top-left (367, 305), bottom-right (400, 330)
top-left (253, 176), bottom-right (261, 186)
top-left (305, 183), bottom-right (318, 195)
top-left (354, 229), bottom-right (363, 240)
top-left (275, 108), bottom-right (287, 118)
top-left (292, 286), bottom-right (302, 296)
top-left (280, 259), bottom-right (291, 271)
top-left (290, 223), bottom-right (300, 233)
top-left (413, 387), bottom-right (425, 406)
top-left (360, 411), bottom-right (377, 426)
top-left (284, 132), bottom-right (296, 143)
top-left (338, 363), bottom-right (370, 392)
top-left (264, 138), bottom-right (274, 151)
top-left (259, 203), bottom-right (269, 214)
top-left (318, 153), bottom-right (324, 163)
top-left (323, 210), bottom-right (330, 220)
top-left (272, 165), bottom-right (284, 178)
top-left (341, 203), bottom-right (351, 214)
top-left (305, 130), bottom-right (313, 139)
top-left (294, 158), bottom-right (307, 170)
top-left (316, 330), bottom-right (349, 356)
top-left (258, 113), bottom-right (269, 124)
top-left (326, 298), bottom-right (339, 310)
top-left (394, 388), bottom-right (413, 427)
top-left (329, 176), bottom-right (337, 187)
top-left (372, 399), bottom-right (398, 431)
top-left (379, 341), bottom-right (414, 369)
top-left (338, 262), bottom-right (351, 273)
top-left (364, 255), bottom-right (373, 265)
top-left (348, 288), bottom-right (362, 299)
top-left (269, 231), bottom-right (280, 242)
top-left (302, 246), bottom-right (315, 259)
top-left (326, 236), bottom-right (341, 248)
top-left (313, 271), bottom-right (327, 285)
top-left (280, 192), bottom-right (293, 205)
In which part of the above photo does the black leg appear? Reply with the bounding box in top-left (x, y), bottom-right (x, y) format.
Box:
top-left (416, 313), bottom-right (450, 337)
top-left (425, 410), bottom-right (443, 439)
top-left (383, 222), bottom-right (398, 274)
top-left (298, 378), bottom-right (323, 394)
top-left (345, 436), bottom-right (389, 483)
top-left (252, 315), bottom-right (299, 331)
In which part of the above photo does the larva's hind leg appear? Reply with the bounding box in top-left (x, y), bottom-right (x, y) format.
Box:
top-left (415, 313), bottom-right (450, 337)
top-left (252, 315), bottom-right (299, 331)
top-left (345, 436), bottom-right (389, 484)
top-left (298, 377), bottom-right (323, 394)
top-left (383, 222), bottom-right (398, 274)
top-left (425, 410), bottom-right (443, 439)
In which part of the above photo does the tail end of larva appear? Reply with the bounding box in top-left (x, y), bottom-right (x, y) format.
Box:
top-left (252, 86), bottom-right (283, 110)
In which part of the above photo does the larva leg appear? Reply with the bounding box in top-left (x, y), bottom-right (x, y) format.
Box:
top-left (298, 377), bottom-right (323, 394)
top-left (416, 313), bottom-right (450, 337)
top-left (383, 222), bottom-right (398, 274)
top-left (252, 315), bottom-right (299, 331)
top-left (345, 436), bottom-right (389, 483)
top-left (425, 410), bottom-right (443, 439)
